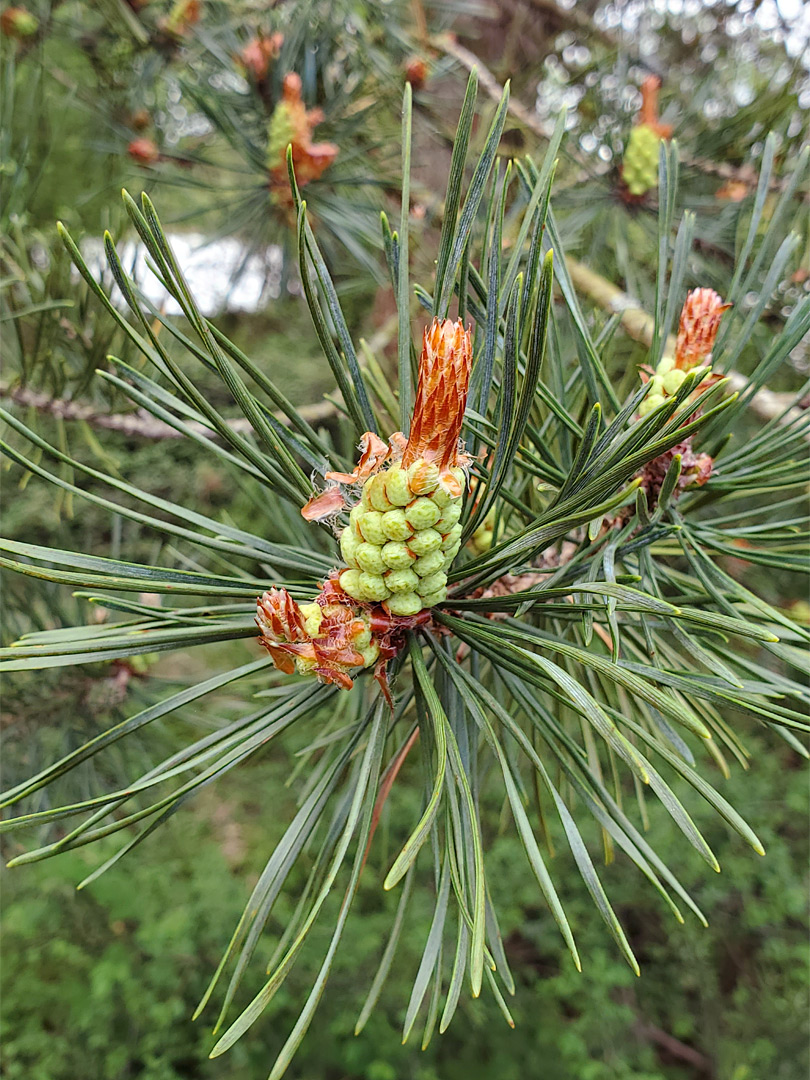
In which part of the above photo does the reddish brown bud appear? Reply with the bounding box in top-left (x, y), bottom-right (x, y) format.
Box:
top-left (402, 318), bottom-right (473, 472)
top-left (127, 137), bottom-right (160, 165)
top-left (638, 74), bottom-right (672, 139)
top-left (239, 32), bottom-right (283, 81)
top-left (674, 288), bottom-right (731, 371)
top-left (404, 55), bottom-right (428, 89)
top-left (1, 6), bottom-right (38, 38)
top-left (131, 108), bottom-right (151, 131)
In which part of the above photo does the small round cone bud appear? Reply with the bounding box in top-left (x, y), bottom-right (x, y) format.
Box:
top-left (381, 509), bottom-right (413, 542)
top-left (662, 368), bottom-right (687, 395)
top-left (412, 549), bottom-right (444, 577)
top-left (405, 497), bottom-right (441, 530)
top-left (357, 573), bottom-right (390, 602)
top-left (381, 541), bottom-right (414, 570)
top-left (356, 542), bottom-right (386, 575)
top-left (408, 528), bottom-right (442, 556)
top-left (436, 502), bottom-right (462, 533)
top-left (417, 571), bottom-right (447, 597)
top-left (1, 6), bottom-right (39, 38)
top-left (299, 602), bottom-right (323, 638)
top-left (384, 592), bottom-right (423, 617)
top-left (441, 523), bottom-right (463, 550)
top-left (417, 588), bottom-right (445, 608)
top-left (384, 466), bottom-right (412, 506)
top-left (385, 569), bottom-right (420, 593)
top-left (357, 510), bottom-right (387, 546)
top-left (339, 568), bottom-right (364, 600)
top-left (367, 473), bottom-right (394, 512)
top-left (340, 528), bottom-right (361, 568)
top-left (408, 460), bottom-right (440, 495)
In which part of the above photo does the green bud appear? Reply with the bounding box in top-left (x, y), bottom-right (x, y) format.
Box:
top-left (662, 368), bottom-right (687, 395)
top-left (357, 510), bottom-right (387, 546)
top-left (299, 602), bottom-right (323, 638)
top-left (417, 570), bottom-right (447, 596)
top-left (356, 542), bottom-right (386, 575)
top-left (367, 473), bottom-right (394, 512)
top-left (358, 572), bottom-right (390, 602)
top-left (412, 549), bottom-right (444, 577)
top-left (639, 392), bottom-right (665, 416)
top-left (381, 541), bottom-right (414, 570)
top-left (441, 523), bottom-right (463, 550)
top-left (407, 459), bottom-right (440, 495)
top-left (442, 542), bottom-right (461, 568)
top-left (431, 485), bottom-right (455, 508)
top-left (359, 642), bottom-right (381, 667)
top-left (385, 568), bottom-right (420, 593)
top-left (408, 528), bottom-right (442, 556)
top-left (623, 124), bottom-right (661, 196)
top-left (435, 501), bottom-right (462, 533)
top-left (381, 508), bottom-right (413, 541)
top-left (657, 355), bottom-right (676, 375)
top-left (340, 528), bottom-right (361, 568)
top-left (294, 655), bottom-right (318, 677)
top-left (405, 497), bottom-right (441, 530)
top-left (339, 568), bottom-right (364, 601)
top-left (385, 591), bottom-right (423, 616)
top-left (384, 466), bottom-right (413, 506)
top-left (418, 588), bottom-right (446, 608)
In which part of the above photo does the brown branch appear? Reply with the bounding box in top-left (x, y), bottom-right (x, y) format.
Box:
top-left (633, 1019), bottom-right (714, 1074)
top-left (0, 382), bottom-right (337, 440)
top-left (522, 0), bottom-right (619, 52)
top-left (432, 32), bottom-right (561, 145)
top-left (0, 314), bottom-right (401, 441)
top-left (565, 256), bottom-right (809, 436)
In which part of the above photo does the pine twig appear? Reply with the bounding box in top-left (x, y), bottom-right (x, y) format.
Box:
top-left (0, 382), bottom-right (337, 440)
top-left (432, 33), bottom-right (559, 144)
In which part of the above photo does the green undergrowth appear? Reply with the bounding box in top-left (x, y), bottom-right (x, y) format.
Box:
top-left (2, 728), bottom-right (806, 1080)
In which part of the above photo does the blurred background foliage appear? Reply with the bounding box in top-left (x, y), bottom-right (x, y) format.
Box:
top-left (1, 0), bottom-right (808, 1078)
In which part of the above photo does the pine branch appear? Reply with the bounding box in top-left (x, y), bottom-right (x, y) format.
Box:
top-left (433, 33), bottom-right (561, 146)
top-left (0, 382), bottom-right (337, 440)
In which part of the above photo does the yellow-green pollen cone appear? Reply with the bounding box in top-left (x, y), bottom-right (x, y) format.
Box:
top-left (338, 461), bottom-right (466, 614)
top-left (638, 288), bottom-right (730, 417)
top-left (300, 317), bottom-right (474, 621)
top-left (622, 123), bottom-right (662, 197)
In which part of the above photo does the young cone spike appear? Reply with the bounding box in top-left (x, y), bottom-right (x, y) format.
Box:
top-left (260, 318), bottom-right (472, 686)
top-left (640, 287), bottom-right (731, 415)
top-left (621, 75), bottom-right (673, 199)
top-left (637, 288), bottom-right (731, 504)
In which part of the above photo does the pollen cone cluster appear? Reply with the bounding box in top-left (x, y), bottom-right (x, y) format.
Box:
top-left (621, 76), bottom-right (672, 198)
top-left (634, 288), bottom-right (730, 508)
top-left (267, 73), bottom-right (338, 194)
top-left (337, 461), bottom-right (466, 615)
top-left (337, 318), bottom-right (472, 616)
top-left (259, 318), bottom-right (472, 687)
top-left (639, 288), bottom-right (730, 416)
